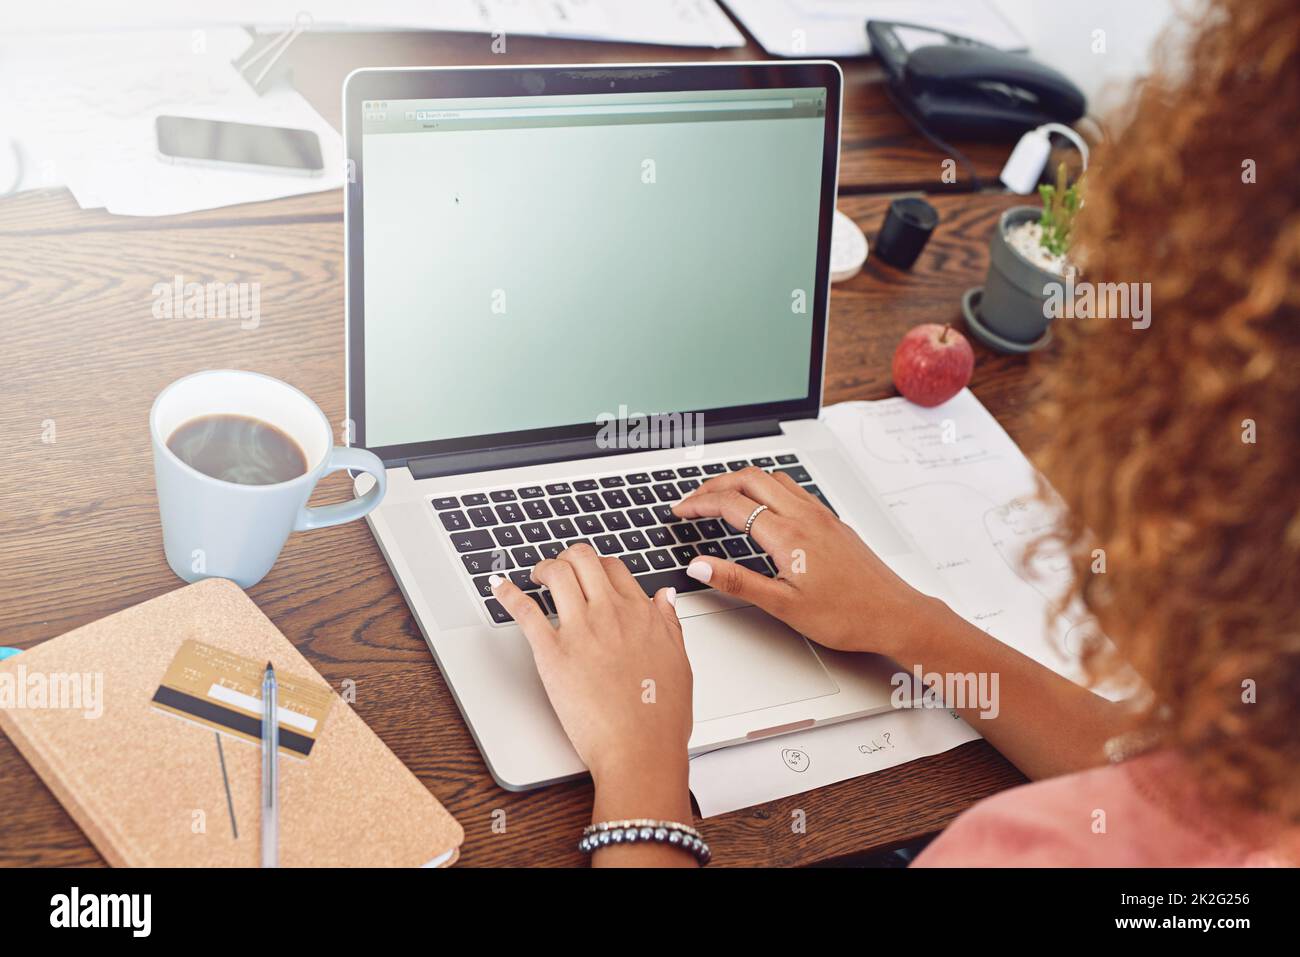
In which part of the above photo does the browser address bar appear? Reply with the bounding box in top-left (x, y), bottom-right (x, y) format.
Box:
top-left (420, 99), bottom-right (797, 121)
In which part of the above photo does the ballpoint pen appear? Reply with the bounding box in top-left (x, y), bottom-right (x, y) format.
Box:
top-left (261, 662), bottom-right (279, 868)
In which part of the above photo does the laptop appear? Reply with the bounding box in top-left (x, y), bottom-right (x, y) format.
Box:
top-left (343, 61), bottom-right (945, 790)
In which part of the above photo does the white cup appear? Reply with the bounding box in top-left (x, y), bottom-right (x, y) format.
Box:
top-left (150, 370), bottom-right (387, 588)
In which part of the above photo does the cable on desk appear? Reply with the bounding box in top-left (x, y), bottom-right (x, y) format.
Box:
top-left (884, 83), bottom-right (987, 192)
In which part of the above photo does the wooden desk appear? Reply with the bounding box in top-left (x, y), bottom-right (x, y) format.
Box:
top-left (0, 32), bottom-right (1033, 867)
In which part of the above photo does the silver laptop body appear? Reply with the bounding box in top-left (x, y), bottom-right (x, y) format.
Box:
top-left (343, 61), bottom-right (944, 789)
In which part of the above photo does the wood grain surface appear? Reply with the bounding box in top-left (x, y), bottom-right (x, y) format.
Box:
top-left (0, 39), bottom-right (1037, 867)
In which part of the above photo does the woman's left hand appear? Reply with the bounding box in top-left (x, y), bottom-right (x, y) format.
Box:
top-left (489, 543), bottom-right (697, 865)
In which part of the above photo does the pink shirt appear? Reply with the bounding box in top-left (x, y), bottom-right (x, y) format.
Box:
top-left (913, 752), bottom-right (1296, 867)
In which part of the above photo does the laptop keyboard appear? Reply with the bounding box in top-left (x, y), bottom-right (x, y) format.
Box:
top-left (432, 453), bottom-right (838, 626)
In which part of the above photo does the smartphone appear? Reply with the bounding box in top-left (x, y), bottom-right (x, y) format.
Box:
top-left (155, 116), bottom-right (324, 174)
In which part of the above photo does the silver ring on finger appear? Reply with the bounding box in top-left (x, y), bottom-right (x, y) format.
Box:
top-left (743, 504), bottom-right (769, 536)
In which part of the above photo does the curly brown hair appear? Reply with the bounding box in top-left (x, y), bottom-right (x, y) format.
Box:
top-left (1031, 0), bottom-right (1300, 825)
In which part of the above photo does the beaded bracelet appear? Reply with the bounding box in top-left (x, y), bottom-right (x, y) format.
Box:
top-left (579, 819), bottom-right (711, 865)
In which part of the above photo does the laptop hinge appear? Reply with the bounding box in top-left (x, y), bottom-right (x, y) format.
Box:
top-left (407, 418), bottom-right (784, 480)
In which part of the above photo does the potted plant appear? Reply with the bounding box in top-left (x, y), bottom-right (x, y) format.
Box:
top-left (962, 162), bottom-right (1081, 353)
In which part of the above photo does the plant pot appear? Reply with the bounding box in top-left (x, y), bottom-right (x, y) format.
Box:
top-left (963, 206), bottom-right (1064, 354)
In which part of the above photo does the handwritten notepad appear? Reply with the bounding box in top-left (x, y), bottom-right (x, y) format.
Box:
top-left (689, 389), bottom-right (1091, 817)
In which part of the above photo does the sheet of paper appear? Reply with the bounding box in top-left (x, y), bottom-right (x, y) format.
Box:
top-left (822, 388), bottom-right (1094, 683)
top-left (8, 1), bottom-right (746, 48)
top-left (0, 29), bottom-right (345, 215)
top-left (721, 0), bottom-right (1025, 57)
top-left (690, 706), bottom-right (980, 817)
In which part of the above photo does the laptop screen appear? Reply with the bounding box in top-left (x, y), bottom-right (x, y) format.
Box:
top-left (359, 85), bottom-right (829, 451)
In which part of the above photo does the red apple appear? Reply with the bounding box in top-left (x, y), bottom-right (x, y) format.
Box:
top-left (891, 324), bottom-right (974, 407)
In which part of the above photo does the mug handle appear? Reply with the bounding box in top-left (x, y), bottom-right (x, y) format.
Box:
top-left (294, 446), bottom-right (388, 531)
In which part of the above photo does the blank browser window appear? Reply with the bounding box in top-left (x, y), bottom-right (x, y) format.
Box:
top-left (360, 87), bottom-right (828, 449)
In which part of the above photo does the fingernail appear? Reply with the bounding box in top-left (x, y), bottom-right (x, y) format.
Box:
top-left (488, 574), bottom-right (504, 589)
top-left (664, 587), bottom-right (677, 607)
top-left (686, 561), bottom-right (712, 583)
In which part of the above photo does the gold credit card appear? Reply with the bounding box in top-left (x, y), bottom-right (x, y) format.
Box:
top-left (151, 640), bottom-right (335, 757)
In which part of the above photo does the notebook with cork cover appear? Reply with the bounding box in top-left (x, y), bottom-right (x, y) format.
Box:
top-left (0, 577), bottom-right (463, 867)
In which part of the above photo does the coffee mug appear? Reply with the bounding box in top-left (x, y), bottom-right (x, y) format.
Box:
top-left (150, 370), bottom-right (387, 588)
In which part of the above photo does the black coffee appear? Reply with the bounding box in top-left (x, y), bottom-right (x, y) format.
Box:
top-left (167, 414), bottom-right (308, 485)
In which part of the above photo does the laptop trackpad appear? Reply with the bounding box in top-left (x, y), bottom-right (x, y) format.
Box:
top-left (683, 607), bottom-right (839, 723)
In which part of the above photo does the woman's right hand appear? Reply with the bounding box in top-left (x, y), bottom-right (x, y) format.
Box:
top-left (671, 467), bottom-right (942, 657)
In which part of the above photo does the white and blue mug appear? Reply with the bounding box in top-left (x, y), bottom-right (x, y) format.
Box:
top-left (150, 370), bottom-right (386, 588)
